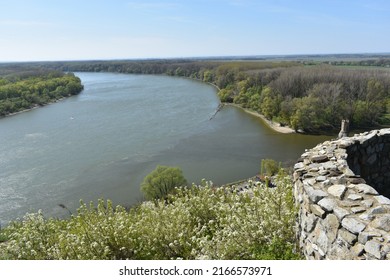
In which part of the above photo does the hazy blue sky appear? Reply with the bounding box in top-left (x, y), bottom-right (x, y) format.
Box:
top-left (0, 0), bottom-right (389, 61)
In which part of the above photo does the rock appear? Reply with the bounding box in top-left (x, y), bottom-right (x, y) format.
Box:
top-left (310, 204), bottom-right (326, 218)
top-left (318, 198), bottom-right (337, 212)
top-left (347, 194), bottom-right (363, 201)
top-left (294, 162), bottom-right (305, 170)
top-left (355, 184), bottom-right (378, 195)
top-left (316, 230), bottom-right (329, 256)
top-left (351, 243), bottom-right (365, 257)
top-left (343, 168), bottom-right (355, 176)
top-left (316, 176), bottom-right (327, 182)
top-left (359, 213), bottom-right (374, 221)
top-left (373, 195), bottom-right (390, 205)
top-left (342, 217), bottom-right (366, 234)
top-left (323, 162), bottom-right (337, 171)
top-left (311, 155), bottom-right (329, 163)
top-left (351, 207), bottom-right (366, 214)
top-left (305, 187), bottom-right (328, 203)
top-left (370, 215), bottom-right (390, 231)
top-left (324, 214), bottom-right (339, 243)
top-left (347, 177), bottom-right (366, 184)
top-left (304, 213), bottom-right (318, 232)
top-left (327, 184), bottom-right (347, 199)
top-left (358, 231), bottom-right (382, 244)
top-left (361, 199), bottom-right (374, 208)
top-left (364, 240), bottom-right (382, 259)
top-left (338, 228), bottom-right (357, 245)
top-left (368, 206), bottom-right (386, 215)
top-left (333, 206), bottom-right (350, 220)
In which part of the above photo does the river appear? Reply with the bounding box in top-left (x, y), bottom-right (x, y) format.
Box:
top-left (0, 72), bottom-right (331, 225)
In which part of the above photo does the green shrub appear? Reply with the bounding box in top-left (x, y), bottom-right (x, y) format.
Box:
top-left (140, 165), bottom-right (187, 200)
top-left (260, 159), bottom-right (280, 177)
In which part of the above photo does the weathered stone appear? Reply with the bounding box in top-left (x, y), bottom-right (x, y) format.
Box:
top-left (327, 184), bottom-right (347, 199)
top-left (304, 213), bottom-right (317, 232)
top-left (294, 162), bottom-right (305, 170)
top-left (338, 228), bottom-right (357, 245)
top-left (351, 243), bottom-right (365, 257)
top-left (358, 231), bottom-right (382, 244)
top-left (342, 217), bottom-right (366, 234)
top-left (310, 204), bottom-right (326, 218)
top-left (355, 184), bottom-right (378, 195)
top-left (324, 214), bottom-right (339, 243)
top-left (364, 240), bottom-right (382, 259)
top-left (347, 177), bottom-right (366, 184)
top-left (359, 213), bottom-right (374, 221)
top-left (316, 230), bottom-right (329, 256)
top-left (305, 187), bottom-right (328, 203)
top-left (339, 200), bottom-right (361, 207)
top-left (294, 128), bottom-right (390, 260)
top-left (368, 206), bottom-right (386, 215)
top-left (361, 199), bottom-right (374, 208)
top-left (311, 155), bottom-right (329, 163)
top-left (343, 168), bottom-right (355, 176)
top-left (318, 198), bottom-right (337, 212)
top-left (351, 207), bottom-right (366, 214)
top-left (316, 176), bottom-right (327, 182)
top-left (333, 206), bottom-right (350, 220)
top-left (323, 162), bottom-right (337, 171)
top-left (373, 195), bottom-right (390, 205)
top-left (347, 194), bottom-right (363, 201)
top-left (370, 215), bottom-right (390, 231)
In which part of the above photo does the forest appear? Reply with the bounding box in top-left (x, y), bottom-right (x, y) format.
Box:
top-left (2, 57), bottom-right (390, 133)
top-left (0, 65), bottom-right (84, 116)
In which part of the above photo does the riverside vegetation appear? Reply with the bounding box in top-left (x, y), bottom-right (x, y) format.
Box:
top-left (0, 65), bottom-right (83, 116)
top-left (0, 167), bottom-right (300, 260)
top-left (37, 57), bottom-right (390, 133)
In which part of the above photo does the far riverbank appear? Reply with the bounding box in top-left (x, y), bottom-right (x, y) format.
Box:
top-left (224, 103), bottom-right (296, 134)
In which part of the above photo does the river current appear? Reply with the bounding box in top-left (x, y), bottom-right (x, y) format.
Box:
top-left (0, 72), bottom-right (330, 225)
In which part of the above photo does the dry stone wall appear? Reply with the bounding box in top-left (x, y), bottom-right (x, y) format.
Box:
top-left (293, 128), bottom-right (390, 260)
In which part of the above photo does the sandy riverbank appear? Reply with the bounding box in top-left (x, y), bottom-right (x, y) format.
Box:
top-left (225, 103), bottom-right (296, 134)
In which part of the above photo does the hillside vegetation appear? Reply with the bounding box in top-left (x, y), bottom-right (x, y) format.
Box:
top-left (0, 65), bottom-right (83, 116)
top-left (0, 175), bottom-right (299, 260)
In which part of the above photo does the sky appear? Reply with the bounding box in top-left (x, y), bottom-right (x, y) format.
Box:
top-left (0, 0), bottom-right (389, 61)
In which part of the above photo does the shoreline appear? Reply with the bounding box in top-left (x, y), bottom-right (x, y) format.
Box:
top-left (0, 98), bottom-right (66, 119)
top-left (224, 103), bottom-right (296, 134)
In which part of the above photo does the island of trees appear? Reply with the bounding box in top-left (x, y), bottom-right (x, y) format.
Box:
top-left (0, 65), bottom-right (84, 116)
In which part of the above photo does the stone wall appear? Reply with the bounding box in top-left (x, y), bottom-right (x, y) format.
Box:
top-left (293, 128), bottom-right (390, 260)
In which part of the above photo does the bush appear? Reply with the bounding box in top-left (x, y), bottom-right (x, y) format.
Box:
top-left (260, 159), bottom-right (280, 177)
top-left (140, 165), bottom-right (187, 200)
top-left (2, 174), bottom-right (300, 260)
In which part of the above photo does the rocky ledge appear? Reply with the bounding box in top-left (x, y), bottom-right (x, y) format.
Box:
top-left (293, 128), bottom-right (390, 260)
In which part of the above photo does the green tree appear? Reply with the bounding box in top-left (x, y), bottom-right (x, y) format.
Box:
top-left (260, 159), bottom-right (279, 177)
top-left (140, 165), bottom-right (187, 200)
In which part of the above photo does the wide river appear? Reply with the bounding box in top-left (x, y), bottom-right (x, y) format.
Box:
top-left (0, 72), bottom-right (331, 225)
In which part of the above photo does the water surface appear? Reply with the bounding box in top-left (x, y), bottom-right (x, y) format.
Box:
top-left (0, 72), bottom-right (330, 225)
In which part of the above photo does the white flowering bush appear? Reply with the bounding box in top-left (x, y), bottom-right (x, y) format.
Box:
top-left (2, 174), bottom-right (300, 260)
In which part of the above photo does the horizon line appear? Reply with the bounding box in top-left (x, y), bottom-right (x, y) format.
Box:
top-left (1, 52), bottom-right (390, 64)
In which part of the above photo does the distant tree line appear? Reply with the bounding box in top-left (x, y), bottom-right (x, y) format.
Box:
top-left (5, 59), bottom-right (390, 133)
top-left (0, 66), bottom-right (83, 116)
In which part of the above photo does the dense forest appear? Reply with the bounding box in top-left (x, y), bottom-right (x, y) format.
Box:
top-left (2, 57), bottom-right (390, 132)
top-left (38, 59), bottom-right (390, 133)
top-left (0, 65), bottom-right (84, 116)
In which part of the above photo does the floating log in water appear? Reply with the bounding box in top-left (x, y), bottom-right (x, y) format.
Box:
top-left (209, 103), bottom-right (224, 120)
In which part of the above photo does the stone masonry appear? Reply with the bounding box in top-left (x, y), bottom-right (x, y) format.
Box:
top-left (293, 128), bottom-right (390, 259)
